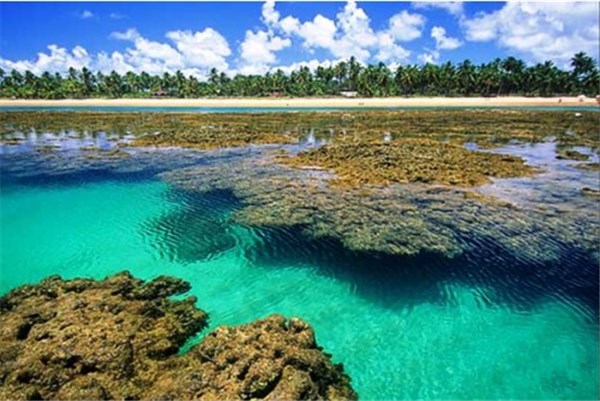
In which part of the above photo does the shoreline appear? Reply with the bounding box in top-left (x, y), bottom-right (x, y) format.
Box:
top-left (0, 96), bottom-right (598, 108)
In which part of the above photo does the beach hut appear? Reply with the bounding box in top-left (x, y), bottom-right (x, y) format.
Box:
top-left (340, 91), bottom-right (358, 98)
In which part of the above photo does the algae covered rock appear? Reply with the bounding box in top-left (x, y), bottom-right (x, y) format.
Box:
top-left (160, 151), bottom-right (599, 262)
top-left (147, 315), bottom-right (356, 400)
top-left (282, 139), bottom-right (535, 187)
top-left (0, 272), bottom-right (206, 400)
top-left (0, 273), bottom-right (356, 400)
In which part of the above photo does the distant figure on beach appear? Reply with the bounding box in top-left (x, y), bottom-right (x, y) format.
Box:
top-left (558, 98), bottom-right (562, 103)
top-left (596, 95), bottom-right (600, 105)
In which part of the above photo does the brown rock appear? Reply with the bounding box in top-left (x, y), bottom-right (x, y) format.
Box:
top-left (0, 273), bottom-right (357, 400)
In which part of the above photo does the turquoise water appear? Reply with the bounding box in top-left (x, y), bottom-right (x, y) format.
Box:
top-left (0, 146), bottom-right (598, 399)
top-left (1, 105), bottom-right (598, 113)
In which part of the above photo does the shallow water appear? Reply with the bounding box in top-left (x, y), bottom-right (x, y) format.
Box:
top-left (0, 138), bottom-right (598, 399)
top-left (1, 105), bottom-right (598, 113)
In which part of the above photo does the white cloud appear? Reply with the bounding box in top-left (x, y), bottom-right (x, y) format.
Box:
top-left (105, 27), bottom-right (231, 76)
top-left (336, 1), bottom-right (378, 49)
top-left (412, 1), bottom-right (464, 17)
top-left (110, 28), bottom-right (141, 41)
top-left (273, 58), bottom-right (337, 75)
top-left (80, 10), bottom-right (94, 20)
top-left (461, 2), bottom-right (599, 65)
top-left (375, 32), bottom-right (411, 63)
top-left (431, 26), bottom-right (462, 50)
top-left (415, 25), bottom-right (462, 65)
top-left (167, 29), bottom-right (231, 70)
top-left (230, 57), bottom-right (340, 77)
top-left (1, 27), bottom-right (231, 79)
top-left (95, 51), bottom-right (134, 74)
top-left (7, 1), bottom-right (593, 78)
top-left (125, 38), bottom-right (184, 73)
top-left (262, 0), bottom-right (419, 64)
top-left (418, 49), bottom-right (440, 64)
top-left (240, 30), bottom-right (290, 66)
top-left (295, 15), bottom-right (337, 51)
top-left (388, 10), bottom-right (426, 42)
top-left (109, 13), bottom-right (126, 20)
top-left (261, 0), bottom-right (280, 26)
top-left (0, 45), bottom-right (91, 74)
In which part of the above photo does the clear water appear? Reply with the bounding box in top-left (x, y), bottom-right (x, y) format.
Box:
top-left (0, 142), bottom-right (598, 400)
top-left (1, 105), bottom-right (598, 113)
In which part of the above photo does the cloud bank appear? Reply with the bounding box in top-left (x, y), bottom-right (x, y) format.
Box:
top-left (0, 1), bottom-right (597, 78)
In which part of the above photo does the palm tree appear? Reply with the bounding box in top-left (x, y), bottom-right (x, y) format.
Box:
top-left (571, 52), bottom-right (598, 95)
top-left (0, 53), bottom-right (597, 99)
top-left (105, 71), bottom-right (124, 98)
top-left (80, 67), bottom-right (96, 97)
top-left (457, 60), bottom-right (476, 95)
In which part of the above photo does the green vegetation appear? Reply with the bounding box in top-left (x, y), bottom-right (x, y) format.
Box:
top-left (1, 53), bottom-right (598, 99)
top-left (282, 139), bottom-right (534, 187)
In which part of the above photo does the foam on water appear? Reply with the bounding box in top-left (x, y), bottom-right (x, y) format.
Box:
top-left (0, 150), bottom-right (598, 400)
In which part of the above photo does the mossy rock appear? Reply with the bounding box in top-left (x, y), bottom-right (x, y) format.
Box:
top-left (556, 148), bottom-right (590, 161)
top-left (282, 138), bottom-right (535, 187)
top-left (0, 273), bottom-right (356, 400)
top-left (1, 110), bottom-right (598, 151)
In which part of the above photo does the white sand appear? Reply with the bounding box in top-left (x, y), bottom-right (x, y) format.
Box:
top-left (0, 96), bottom-right (597, 108)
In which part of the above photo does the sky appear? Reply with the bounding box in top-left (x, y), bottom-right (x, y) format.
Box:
top-left (0, 1), bottom-right (598, 79)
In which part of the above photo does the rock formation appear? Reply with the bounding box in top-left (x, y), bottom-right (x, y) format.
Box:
top-left (0, 272), bottom-right (356, 400)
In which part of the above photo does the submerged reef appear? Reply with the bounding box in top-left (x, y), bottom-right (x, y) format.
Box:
top-left (1, 110), bottom-right (598, 152)
top-left (161, 153), bottom-right (599, 262)
top-left (2, 109), bottom-right (598, 262)
top-left (556, 148), bottom-right (590, 161)
top-left (282, 139), bottom-right (534, 187)
top-left (573, 162), bottom-right (600, 171)
top-left (0, 272), bottom-right (356, 400)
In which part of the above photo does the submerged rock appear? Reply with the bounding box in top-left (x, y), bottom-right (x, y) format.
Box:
top-left (581, 187), bottom-right (600, 198)
top-left (0, 273), bottom-right (356, 400)
top-left (556, 148), bottom-right (590, 161)
top-left (161, 153), bottom-right (599, 262)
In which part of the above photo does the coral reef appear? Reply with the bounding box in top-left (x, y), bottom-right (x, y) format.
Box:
top-left (160, 154), bottom-right (599, 261)
top-left (1, 110), bottom-right (598, 151)
top-left (581, 187), bottom-right (600, 198)
top-left (573, 162), bottom-right (600, 171)
top-left (2, 108), bottom-right (598, 262)
top-left (556, 148), bottom-right (590, 161)
top-left (0, 272), bottom-right (356, 400)
top-left (281, 139), bottom-right (534, 187)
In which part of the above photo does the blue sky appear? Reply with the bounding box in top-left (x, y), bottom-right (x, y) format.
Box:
top-left (1, 1), bottom-right (598, 78)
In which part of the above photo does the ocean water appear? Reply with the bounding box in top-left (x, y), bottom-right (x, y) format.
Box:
top-left (0, 141), bottom-right (598, 399)
top-left (0, 105), bottom-right (598, 113)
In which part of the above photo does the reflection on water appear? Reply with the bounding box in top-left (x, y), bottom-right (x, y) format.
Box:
top-left (474, 141), bottom-right (600, 210)
top-left (0, 132), bottom-right (598, 400)
top-left (0, 130), bottom-right (126, 154)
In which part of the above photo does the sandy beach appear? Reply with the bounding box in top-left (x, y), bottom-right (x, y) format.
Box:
top-left (0, 96), bottom-right (597, 108)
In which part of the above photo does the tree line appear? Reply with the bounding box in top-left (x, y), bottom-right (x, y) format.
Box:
top-left (0, 52), bottom-right (597, 99)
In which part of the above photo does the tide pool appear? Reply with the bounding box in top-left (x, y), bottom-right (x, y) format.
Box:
top-left (0, 161), bottom-right (597, 400)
